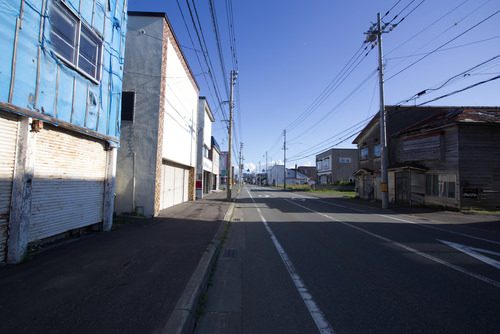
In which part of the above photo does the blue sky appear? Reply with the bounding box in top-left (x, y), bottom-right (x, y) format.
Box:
top-left (127, 0), bottom-right (500, 174)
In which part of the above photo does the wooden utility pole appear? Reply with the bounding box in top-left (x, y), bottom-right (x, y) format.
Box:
top-left (366, 13), bottom-right (389, 208)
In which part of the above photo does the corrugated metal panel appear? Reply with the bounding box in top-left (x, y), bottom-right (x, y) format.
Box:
top-left (28, 126), bottom-right (106, 242)
top-left (0, 112), bottom-right (19, 262)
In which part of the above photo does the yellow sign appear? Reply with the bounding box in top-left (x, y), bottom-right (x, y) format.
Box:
top-left (382, 183), bottom-right (388, 192)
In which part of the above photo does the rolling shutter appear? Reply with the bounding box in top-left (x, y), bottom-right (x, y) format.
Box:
top-left (28, 125), bottom-right (107, 241)
top-left (0, 111), bottom-right (19, 261)
top-left (160, 162), bottom-right (189, 210)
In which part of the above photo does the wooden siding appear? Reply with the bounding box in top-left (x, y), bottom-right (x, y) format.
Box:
top-left (400, 134), bottom-right (441, 161)
top-left (459, 124), bottom-right (500, 209)
top-left (410, 171), bottom-right (425, 205)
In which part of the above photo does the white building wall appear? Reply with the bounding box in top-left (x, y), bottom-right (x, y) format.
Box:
top-left (115, 15), bottom-right (163, 217)
top-left (203, 112), bottom-right (212, 157)
top-left (162, 39), bottom-right (198, 168)
top-left (212, 148), bottom-right (220, 190)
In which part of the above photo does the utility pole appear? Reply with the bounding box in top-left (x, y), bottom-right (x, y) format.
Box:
top-left (227, 70), bottom-right (237, 201)
top-left (283, 129), bottom-right (286, 191)
top-left (366, 13), bottom-right (389, 209)
top-left (239, 142), bottom-right (243, 186)
top-left (265, 152), bottom-right (268, 185)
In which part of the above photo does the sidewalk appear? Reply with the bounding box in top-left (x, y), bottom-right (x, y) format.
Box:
top-left (0, 190), bottom-right (234, 334)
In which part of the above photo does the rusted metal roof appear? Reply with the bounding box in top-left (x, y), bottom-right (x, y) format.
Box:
top-left (396, 107), bottom-right (500, 136)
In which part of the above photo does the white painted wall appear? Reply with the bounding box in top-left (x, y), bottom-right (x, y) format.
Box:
top-left (115, 15), bottom-right (164, 217)
top-left (162, 39), bottom-right (198, 168)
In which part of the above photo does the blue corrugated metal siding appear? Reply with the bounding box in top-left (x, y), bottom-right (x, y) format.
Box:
top-left (0, 0), bottom-right (127, 142)
top-left (0, 1), bottom-right (18, 102)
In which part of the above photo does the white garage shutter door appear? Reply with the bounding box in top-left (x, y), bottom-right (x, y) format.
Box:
top-left (0, 111), bottom-right (19, 262)
top-left (161, 162), bottom-right (189, 210)
top-left (28, 126), bottom-right (107, 242)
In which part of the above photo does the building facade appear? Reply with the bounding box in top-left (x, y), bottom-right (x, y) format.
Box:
top-left (0, 0), bottom-right (127, 263)
top-left (391, 107), bottom-right (500, 210)
top-left (353, 106), bottom-right (445, 201)
top-left (114, 12), bottom-right (199, 217)
top-left (267, 165), bottom-right (310, 186)
top-left (297, 166), bottom-right (317, 184)
top-left (196, 98), bottom-right (215, 198)
top-left (211, 136), bottom-right (221, 191)
top-left (316, 149), bottom-right (358, 184)
top-left (219, 151), bottom-right (229, 186)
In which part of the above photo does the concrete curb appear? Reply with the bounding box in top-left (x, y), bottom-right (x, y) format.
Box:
top-left (162, 200), bottom-right (235, 334)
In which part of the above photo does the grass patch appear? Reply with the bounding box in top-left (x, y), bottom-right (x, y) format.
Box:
top-left (463, 208), bottom-right (500, 214)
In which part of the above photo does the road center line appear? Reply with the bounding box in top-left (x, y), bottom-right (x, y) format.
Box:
top-left (248, 190), bottom-right (335, 334)
top-left (287, 199), bottom-right (500, 289)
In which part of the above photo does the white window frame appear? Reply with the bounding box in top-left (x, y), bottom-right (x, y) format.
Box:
top-left (50, 1), bottom-right (103, 82)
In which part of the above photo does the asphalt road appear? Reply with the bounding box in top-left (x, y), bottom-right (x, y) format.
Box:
top-left (196, 185), bottom-right (500, 334)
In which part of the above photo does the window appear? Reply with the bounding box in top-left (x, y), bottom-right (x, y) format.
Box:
top-left (121, 92), bottom-right (135, 121)
top-left (339, 157), bottom-right (351, 164)
top-left (204, 146), bottom-right (209, 159)
top-left (322, 157), bottom-right (330, 170)
top-left (360, 147), bottom-right (368, 160)
top-left (50, 1), bottom-right (102, 81)
top-left (426, 174), bottom-right (456, 199)
top-left (373, 144), bottom-right (381, 158)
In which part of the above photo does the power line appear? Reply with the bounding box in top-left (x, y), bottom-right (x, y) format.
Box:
top-left (417, 74), bottom-right (500, 106)
top-left (209, 0), bottom-right (230, 97)
top-left (287, 116), bottom-right (373, 162)
top-left (382, 0), bottom-right (403, 20)
top-left (386, 9), bottom-right (500, 81)
top-left (285, 43), bottom-right (369, 132)
top-left (385, 0), bottom-right (471, 57)
top-left (395, 53), bottom-right (500, 105)
top-left (385, 0), bottom-right (427, 27)
top-left (175, 0), bottom-right (228, 125)
top-left (291, 68), bottom-right (379, 142)
top-left (387, 35), bottom-right (500, 60)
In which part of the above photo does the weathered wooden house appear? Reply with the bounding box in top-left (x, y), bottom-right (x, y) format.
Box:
top-left (391, 107), bottom-right (500, 210)
top-left (0, 0), bottom-right (127, 263)
top-left (353, 106), bottom-right (446, 201)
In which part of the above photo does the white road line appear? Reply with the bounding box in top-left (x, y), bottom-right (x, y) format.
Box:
top-left (438, 240), bottom-right (500, 270)
top-left (317, 199), bottom-right (500, 246)
top-left (247, 190), bottom-right (335, 334)
top-left (287, 199), bottom-right (500, 289)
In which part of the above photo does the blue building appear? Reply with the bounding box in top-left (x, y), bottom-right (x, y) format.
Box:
top-left (0, 0), bottom-right (127, 263)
